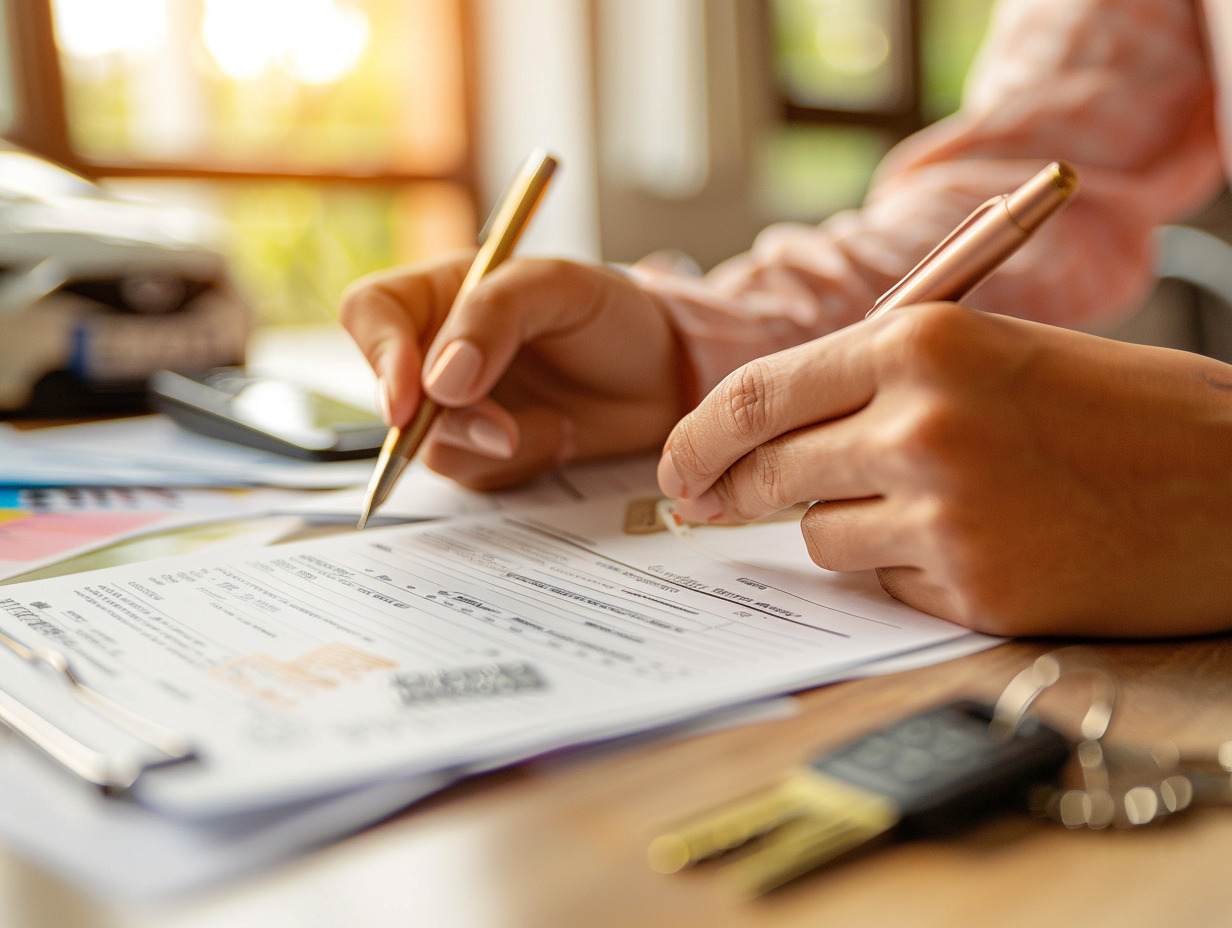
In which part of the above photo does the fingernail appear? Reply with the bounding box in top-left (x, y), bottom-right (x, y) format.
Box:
top-left (376, 381), bottom-right (393, 426)
top-left (556, 418), bottom-right (576, 466)
top-left (424, 340), bottom-right (484, 404)
top-left (672, 490), bottom-right (722, 524)
top-left (657, 449), bottom-right (685, 498)
top-left (467, 417), bottom-right (515, 459)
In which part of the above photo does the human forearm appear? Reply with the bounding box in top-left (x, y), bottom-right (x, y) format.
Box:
top-left (636, 0), bottom-right (1224, 400)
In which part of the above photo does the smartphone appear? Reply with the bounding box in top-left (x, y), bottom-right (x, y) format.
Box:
top-left (149, 368), bottom-right (386, 461)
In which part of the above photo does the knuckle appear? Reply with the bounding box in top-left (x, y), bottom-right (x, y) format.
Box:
top-left (339, 274), bottom-right (419, 334)
top-left (537, 256), bottom-right (582, 281)
top-left (876, 392), bottom-right (973, 474)
top-left (421, 445), bottom-right (511, 493)
top-left (899, 498), bottom-right (1023, 633)
top-left (708, 472), bottom-right (761, 524)
top-left (874, 302), bottom-right (978, 379)
top-left (668, 360), bottom-right (787, 495)
top-left (342, 253), bottom-right (474, 335)
top-left (805, 537), bottom-right (839, 573)
top-left (715, 359), bottom-right (777, 440)
top-left (494, 257), bottom-right (576, 297)
top-left (667, 418), bottom-right (710, 484)
top-left (337, 277), bottom-right (378, 331)
top-left (908, 492), bottom-right (954, 545)
top-left (478, 257), bottom-right (605, 336)
top-left (952, 583), bottom-right (1023, 636)
top-left (742, 443), bottom-right (790, 514)
top-left (896, 402), bottom-right (961, 459)
top-left (799, 503), bottom-right (842, 572)
top-left (904, 491), bottom-right (980, 566)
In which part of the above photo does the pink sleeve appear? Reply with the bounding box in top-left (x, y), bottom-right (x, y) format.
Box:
top-left (634, 0), bottom-right (1225, 401)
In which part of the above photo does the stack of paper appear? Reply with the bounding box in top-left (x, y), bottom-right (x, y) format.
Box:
top-left (0, 487), bottom-right (995, 898)
top-left (0, 417), bottom-right (375, 489)
top-left (0, 415), bottom-right (369, 583)
top-left (0, 417), bottom-right (664, 582)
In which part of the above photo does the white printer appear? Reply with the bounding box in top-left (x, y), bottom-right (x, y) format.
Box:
top-left (0, 144), bottom-right (251, 415)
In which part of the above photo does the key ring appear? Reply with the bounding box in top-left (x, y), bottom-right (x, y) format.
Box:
top-left (991, 649), bottom-right (1124, 828)
top-left (994, 649), bottom-right (1195, 829)
top-left (1054, 738), bottom-right (1194, 828)
top-left (990, 648), bottom-right (1118, 743)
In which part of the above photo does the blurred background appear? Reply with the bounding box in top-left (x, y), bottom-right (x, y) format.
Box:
top-left (0, 0), bottom-right (995, 326)
top-left (2, 0), bottom-right (1229, 353)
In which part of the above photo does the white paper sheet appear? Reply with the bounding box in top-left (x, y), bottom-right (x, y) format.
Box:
top-left (0, 745), bottom-right (453, 900)
top-left (0, 697), bottom-right (801, 901)
top-left (287, 452), bottom-right (662, 524)
top-left (0, 444), bottom-right (660, 580)
top-left (0, 495), bottom-right (980, 819)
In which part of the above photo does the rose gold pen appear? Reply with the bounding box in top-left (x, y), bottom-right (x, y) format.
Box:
top-left (866, 161), bottom-right (1078, 319)
top-left (357, 149), bottom-right (559, 529)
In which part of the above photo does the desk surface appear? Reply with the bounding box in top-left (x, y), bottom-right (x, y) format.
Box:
top-left (4, 331), bottom-right (1229, 926)
top-left (4, 634), bottom-right (1232, 928)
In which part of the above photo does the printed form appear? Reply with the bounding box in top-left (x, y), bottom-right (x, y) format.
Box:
top-left (0, 496), bottom-right (980, 818)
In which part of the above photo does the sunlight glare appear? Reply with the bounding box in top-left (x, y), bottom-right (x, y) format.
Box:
top-left (201, 0), bottom-right (369, 84)
top-left (288, 3), bottom-right (370, 85)
top-left (813, 5), bottom-right (890, 76)
top-left (53, 0), bottom-right (168, 59)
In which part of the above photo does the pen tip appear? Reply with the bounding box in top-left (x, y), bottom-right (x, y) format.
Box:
top-left (356, 512), bottom-right (370, 530)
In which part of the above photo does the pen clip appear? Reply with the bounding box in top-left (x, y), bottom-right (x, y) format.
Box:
top-left (866, 196), bottom-right (1004, 317)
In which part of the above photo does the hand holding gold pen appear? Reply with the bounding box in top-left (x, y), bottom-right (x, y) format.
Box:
top-left (358, 149), bottom-right (559, 528)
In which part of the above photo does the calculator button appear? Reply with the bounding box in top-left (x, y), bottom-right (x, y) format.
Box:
top-left (896, 718), bottom-right (935, 746)
top-left (849, 736), bottom-right (894, 769)
top-left (932, 730), bottom-right (973, 762)
top-left (890, 747), bottom-right (936, 783)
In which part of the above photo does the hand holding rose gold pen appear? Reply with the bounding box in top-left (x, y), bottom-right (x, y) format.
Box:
top-left (357, 149), bottom-right (559, 529)
top-left (357, 159), bottom-right (1072, 529)
top-left (866, 160), bottom-right (1078, 318)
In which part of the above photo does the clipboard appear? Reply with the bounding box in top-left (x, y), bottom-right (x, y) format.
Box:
top-left (0, 627), bottom-right (196, 793)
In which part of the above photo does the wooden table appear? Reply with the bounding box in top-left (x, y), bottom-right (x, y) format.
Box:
top-left (5, 635), bottom-right (1232, 928)
top-left (5, 329), bottom-right (1229, 925)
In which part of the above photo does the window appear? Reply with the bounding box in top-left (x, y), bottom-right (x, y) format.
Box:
top-left (0, 1), bottom-right (13, 133)
top-left (3, 0), bottom-right (477, 325)
top-left (758, 0), bottom-right (994, 220)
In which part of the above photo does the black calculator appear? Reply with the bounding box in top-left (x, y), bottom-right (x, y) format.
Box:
top-left (150, 367), bottom-right (386, 461)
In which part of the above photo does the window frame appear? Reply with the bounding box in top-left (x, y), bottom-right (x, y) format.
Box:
top-left (2, 0), bottom-right (481, 193)
top-left (765, 0), bottom-right (925, 141)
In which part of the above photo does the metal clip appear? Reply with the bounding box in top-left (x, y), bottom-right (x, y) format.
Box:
top-left (0, 628), bottom-right (195, 793)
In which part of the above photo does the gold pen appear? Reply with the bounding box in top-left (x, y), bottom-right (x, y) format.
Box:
top-left (357, 148), bottom-right (559, 529)
top-left (866, 161), bottom-right (1078, 319)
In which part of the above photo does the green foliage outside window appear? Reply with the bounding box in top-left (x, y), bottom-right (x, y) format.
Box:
top-left (49, 0), bottom-right (470, 327)
top-left (921, 0), bottom-right (995, 120)
top-left (761, 0), bottom-right (995, 222)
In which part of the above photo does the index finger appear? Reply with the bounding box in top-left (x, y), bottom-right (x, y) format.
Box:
top-left (659, 314), bottom-right (892, 501)
top-left (420, 258), bottom-right (668, 407)
top-left (339, 253), bottom-right (473, 426)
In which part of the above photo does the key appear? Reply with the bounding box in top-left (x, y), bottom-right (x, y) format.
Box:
top-left (1173, 742), bottom-right (1232, 807)
top-left (648, 701), bottom-right (1070, 896)
top-left (1035, 738), bottom-right (1232, 829)
top-left (1036, 739), bottom-right (1195, 829)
